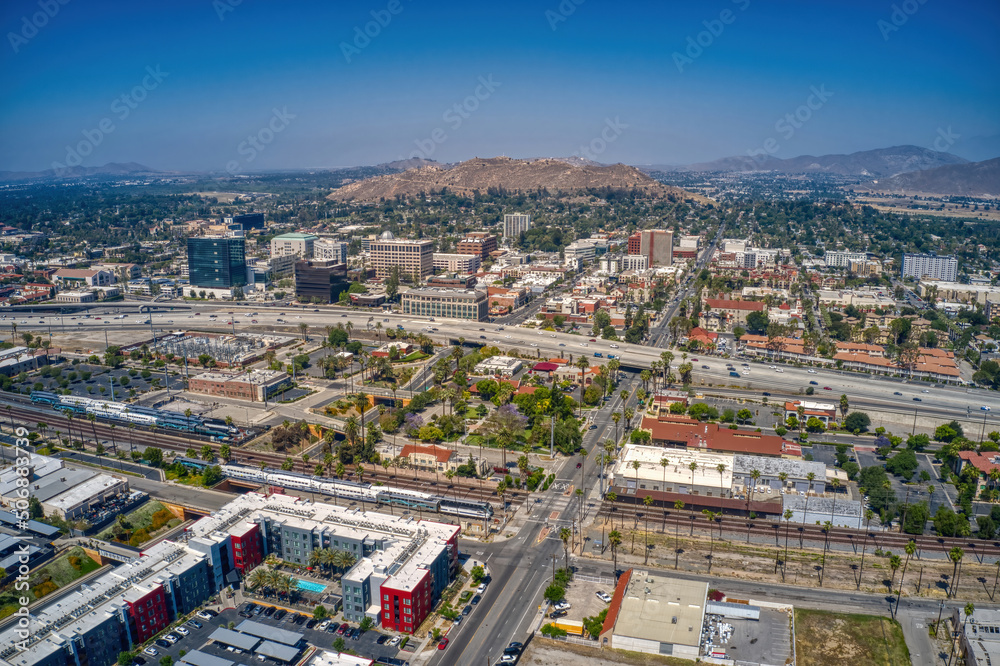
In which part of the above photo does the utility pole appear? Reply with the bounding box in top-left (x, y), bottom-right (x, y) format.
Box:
top-left (549, 415), bottom-right (554, 458)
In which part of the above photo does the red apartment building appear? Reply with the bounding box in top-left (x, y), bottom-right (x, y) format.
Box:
top-left (229, 522), bottom-right (264, 573)
top-left (380, 568), bottom-right (434, 634)
top-left (124, 584), bottom-right (170, 643)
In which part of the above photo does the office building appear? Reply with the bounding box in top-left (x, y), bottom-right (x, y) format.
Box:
top-left (824, 250), bottom-right (867, 268)
top-left (599, 570), bottom-right (707, 659)
top-left (314, 239), bottom-right (349, 264)
top-left (224, 213), bottom-right (266, 230)
top-left (294, 260), bottom-right (350, 303)
top-left (502, 213), bottom-right (532, 238)
top-left (432, 253), bottom-right (481, 273)
top-left (401, 287), bottom-right (488, 321)
top-left (187, 237), bottom-right (247, 289)
top-left (627, 230), bottom-right (673, 266)
top-left (902, 253), bottom-right (958, 282)
top-left (188, 369), bottom-right (292, 403)
top-left (368, 231), bottom-right (434, 279)
top-left (270, 232), bottom-right (318, 259)
top-left (457, 232), bottom-right (498, 259)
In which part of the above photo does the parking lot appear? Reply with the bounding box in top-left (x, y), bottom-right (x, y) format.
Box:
top-left (545, 574), bottom-right (613, 628)
top-left (701, 608), bottom-right (792, 664)
top-left (134, 601), bottom-right (412, 666)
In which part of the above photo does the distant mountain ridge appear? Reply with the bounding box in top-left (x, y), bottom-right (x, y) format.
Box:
top-left (0, 162), bottom-right (159, 183)
top-left (329, 156), bottom-right (712, 203)
top-left (864, 157), bottom-right (1000, 197)
top-left (654, 145), bottom-right (969, 178)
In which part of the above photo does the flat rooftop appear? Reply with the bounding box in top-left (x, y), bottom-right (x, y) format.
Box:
top-left (180, 651), bottom-right (236, 666)
top-left (235, 619), bottom-right (303, 646)
top-left (209, 627), bottom-right (260, 651)
top-left (612, 444), bottom-right (733, 487)
top-left (612, 570), bottom-right (707, 647)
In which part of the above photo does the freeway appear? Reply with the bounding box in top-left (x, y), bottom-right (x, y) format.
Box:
top-left (17, 304), bottom-right (998, 421)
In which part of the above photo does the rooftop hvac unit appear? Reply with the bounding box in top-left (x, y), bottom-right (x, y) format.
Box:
top-left (671, 616), bottom-right (677, 624)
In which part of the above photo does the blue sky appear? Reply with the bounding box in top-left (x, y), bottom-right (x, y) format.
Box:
top-left (2, 0), bottom-right (998, 172)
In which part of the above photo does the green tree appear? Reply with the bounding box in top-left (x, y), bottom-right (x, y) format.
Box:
top-left (544, 583), bottom-right (565, 604)
top-left (843, 412), bottom-right (871, 433)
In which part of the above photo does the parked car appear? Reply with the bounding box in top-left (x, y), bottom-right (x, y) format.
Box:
top-left (476, 583), bottom-right (487, 594)
top-left (596, 591), bottom-right (612, 603)
top-left (388, 636), bottom-right (401, 646)
top-left (143, 648), bottom-right (158, 657)
top-left (438, 637), bottom-right (449, 650)
top-left (376, 635), bottom-right (387, 644)
top-left (462, 605), bottom-right (472, 616)
top-left (337, 623), bottom-right (349, 635)
top-left (553, 601), bottom-right (571, 611)
top-left (197, 609), bottom-right (217, 619)
top-left (187, 621), bottom-right (203, 629)
top-left (155, 640), bottom-right (171, 649)
top-left (176, 627), bottom-right (190, 636)
top-left (471, 594), bottom-right (482, 605)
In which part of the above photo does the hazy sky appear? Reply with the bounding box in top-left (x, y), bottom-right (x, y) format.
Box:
top-left (2, 0), bottom-right (998, 172)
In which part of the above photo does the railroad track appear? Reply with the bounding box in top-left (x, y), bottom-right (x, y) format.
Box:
top-left (598, 500), bottom-right (1000, 556)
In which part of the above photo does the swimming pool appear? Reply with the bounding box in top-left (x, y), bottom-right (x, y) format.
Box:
top-left (295, 579), bottom-right (327, 593)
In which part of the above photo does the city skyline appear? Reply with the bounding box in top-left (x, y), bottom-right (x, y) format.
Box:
top-left (1, 0), bottom-right (998, 172)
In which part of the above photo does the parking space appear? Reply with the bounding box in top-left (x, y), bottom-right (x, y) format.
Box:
top-left (701, 609), bottom-right (792, 664)
top-left (135, 615), bottom-right (215, 665)
top-left (547, 577), bottom-right (612, 626)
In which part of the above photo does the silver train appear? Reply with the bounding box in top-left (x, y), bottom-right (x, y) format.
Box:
top-left (220, 464), bottom-right (493, 520)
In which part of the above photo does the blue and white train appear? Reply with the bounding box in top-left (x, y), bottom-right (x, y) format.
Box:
top-left (30, 391), bottom-right (238, 440)
top-left (220, 464), bottom-right (493, 521)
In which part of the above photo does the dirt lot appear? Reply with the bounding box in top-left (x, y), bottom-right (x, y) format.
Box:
top-left (795, 609), bottom-right (909, 666)
top-left (520, 637), bottom-right (692, 666)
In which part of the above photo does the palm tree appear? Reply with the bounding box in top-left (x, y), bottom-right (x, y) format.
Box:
top-left (559, 527), bottom-right (572, 571)
top-left (716, 463), bottom-right (727, 515)
top-left (856, 508), bottom-right (875, 590)
top-left (688, 461), bottom-right (697, 489)
top-left (804, 471), bottom-right (816, 522)
top-left (830, 478), bottom-right (841, 522)
top-left (673, 500), bottom-right (684, 569)
top-left (894, 540), bottom-right (916, 617)
top-left (703, 509), bottom-right (717, 572)
top-left (87, 413), bottom-right (98, 445)
top-left (643, 495), bottom-right (654, 564)
top-left (948, 547), bottom-right (964, 598)
top-left (246, 567), bottom-right (268, 592)
top-left (820, 521), bottom-right (833, 586)
top-left (611, 411), bottom-right (621, 444)
top-left (888, 554), bottom-right (901, 600)
top-left (781, 508), bottom-right (794, 582)
top-left (496, 480), bottom-right (507, 525)
top-left (608, 530), bottom-right (623, 579)
top-left (575, 356), bottom-right (589, 415)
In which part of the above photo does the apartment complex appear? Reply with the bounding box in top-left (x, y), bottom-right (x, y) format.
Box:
top-left (902, 252), bottom-right (958, 282)
top-left (456, 232), bottom-right (498, 258)
top-left (824, 250), bottom-right (867, 268)
top-left (627, 229), bottom-right (673, 266)
top-left (270, 233), bottom-right (318, 258)
top-left (186, 237), bottom-right (247, 289)
top-left (368, 232), bottom-right (434, 279)
top-left (502, 213), bottom-right (532, 238)
top-left (188, 369), bottom-right (291, 402)
top-left (401, 287), bottom-right (488, 321)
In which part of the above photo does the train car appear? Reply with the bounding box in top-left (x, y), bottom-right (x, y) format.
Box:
top-left (439, 497), bottom-right (493, 520)
top-left (380, 489), bottom-right (440, 513)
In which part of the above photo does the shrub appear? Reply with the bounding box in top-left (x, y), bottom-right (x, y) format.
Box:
top-left (541, 623), bottom-right (568, 638)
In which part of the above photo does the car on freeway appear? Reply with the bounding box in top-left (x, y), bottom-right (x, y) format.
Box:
top-left (702, 365), bottom-right (710, 369)
top-left (500, 655), bottom-right (517, 664)
top-left (508, 642), bottom-right (524, 651)
top-left (914, 397), bottom-right (922, 402)
top-left (922, 389), bottom-right (930, 393)
top-left (983, 406), bottom-right (992, 411)
top-left (893, 391), bottom-right (903, 396)
top-left (691, 358), bottom-right (698, 362)
top-left (823, 386), bottom-right (832, 390)
top-left (809, 381), bottom-right (818, 385)
top-left (808, 369), bottom-right (817, 374)
top-left (609, 344), bottom-right (619, 349)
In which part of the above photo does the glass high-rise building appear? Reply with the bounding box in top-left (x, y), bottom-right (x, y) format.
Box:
top-left (187, 236), bottom-right (247, 288)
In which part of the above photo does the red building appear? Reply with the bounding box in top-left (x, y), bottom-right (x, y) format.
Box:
top-left (229, 522), bottom-right (263, 574)
top-left (627, 233), bottom-right (641, 255)
top-left (124, 584), bottom-right (170, 643)
top-left (380, 568), bottom-right (433, 634)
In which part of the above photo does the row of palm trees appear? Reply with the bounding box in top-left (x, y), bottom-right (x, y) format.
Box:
top-left (307, 547), bottom-right (359, 577)
top-left (245, 567), bottom-right (297, 598)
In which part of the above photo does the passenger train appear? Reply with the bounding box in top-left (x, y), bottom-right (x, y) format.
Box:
top-left (30, 391), bottom-right (237, 440)
top-left (220, 464), bottom-right (493, 521)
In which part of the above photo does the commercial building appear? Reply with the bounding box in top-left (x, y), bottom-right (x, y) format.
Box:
top-left (473, 355), bottom-right (523, 377)
top-left (188, 369), bottom-right (291, 403)
top-left (0, 453), bottom-right (129, 520)
top-left (782, 494), bottom-right (863, 529)
top-left (640, 416), bottom-right (798, 458)
top-left (369, 232), bottom-right (434, 279)
top-left (432, 253), bottom-right (481, 273)
top-left (401, 287), bottom-right (487, 321)
top-left (187, 236), bottom-right (247, 289)
top-left (294, 260), bottom-right (350, 304)
top-left (955, 607), bottom-right (1000, 666)
top-left (627, 230), bottom-right (673, 266)
top-left (457, 232), bottom-right (497, 259)
top-left (53, 268), bottom-right (114, 287)
top-left (848, 258), bottom-right (882, 276)
top-left (701, 298), bottom-right (766, 331)
top-left (502, 213), bottom-right (532, 238)
top-left (599, 569), bottom-right (708, 659)
top-left (314, 239), bottom-right (349, 264)
top-left (224, 212), bottom-right (266, 230)
top-left (270, 232), bottom-right (318, 258)
top-left (824, 250), bottom-right (867, 268)
top-left (917, 280), bottom-right (1000, 305)
top-left (609, 444), bottom-right (733, 497)
top-left (731, 454), bottom-right (827, 495)
top-left (902, 252), bottom-right (958, 282)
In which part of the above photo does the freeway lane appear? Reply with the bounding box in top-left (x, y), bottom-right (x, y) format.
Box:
top-left (19, 303), bottom-right (998, 419)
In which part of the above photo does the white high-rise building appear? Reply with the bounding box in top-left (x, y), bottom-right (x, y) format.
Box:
top-left (825, 251), bottom-right (867, 268)
top-left (902, 253), bottom-right (958, 282)
top-left (503, 213), bottom-right (532, 238)
top-left (314, 239), bottom-right (348, 264)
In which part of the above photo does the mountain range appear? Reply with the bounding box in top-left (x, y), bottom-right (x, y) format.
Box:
top-left (863, 157), bottom-right (1000, 198)
top-left (329, 156), bottom-right (711, 203)
top-left (0, 162), bottom-right (161, 183)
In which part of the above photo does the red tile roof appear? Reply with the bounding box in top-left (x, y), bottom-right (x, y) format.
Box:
top-left (399, 444), bottom-right (452, 463)
top-left (640, 417), bottom-right (794, 457)
top-left (705, 298), bottom-right (766, 311)
top-left (601, 568), bottom-right (633, 638)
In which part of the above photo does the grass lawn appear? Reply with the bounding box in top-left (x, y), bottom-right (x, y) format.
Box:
top-left (97, 500), bottom-right (181, 545)
top-left (795, 609), bottom-right (910, 666)
top-left (0, 546), bottom-right (100, 619)
top-left (399, 352), bottom-right (430, 363)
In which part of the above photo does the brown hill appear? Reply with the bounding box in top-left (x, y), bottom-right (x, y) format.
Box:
top-left (864, 157), bottom-right (1000, 197)
top-left (328, 157), bottom-right (711, 203)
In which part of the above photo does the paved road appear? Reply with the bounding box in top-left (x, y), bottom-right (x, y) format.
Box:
top-left (54, 449), bottom-right (164, 479)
